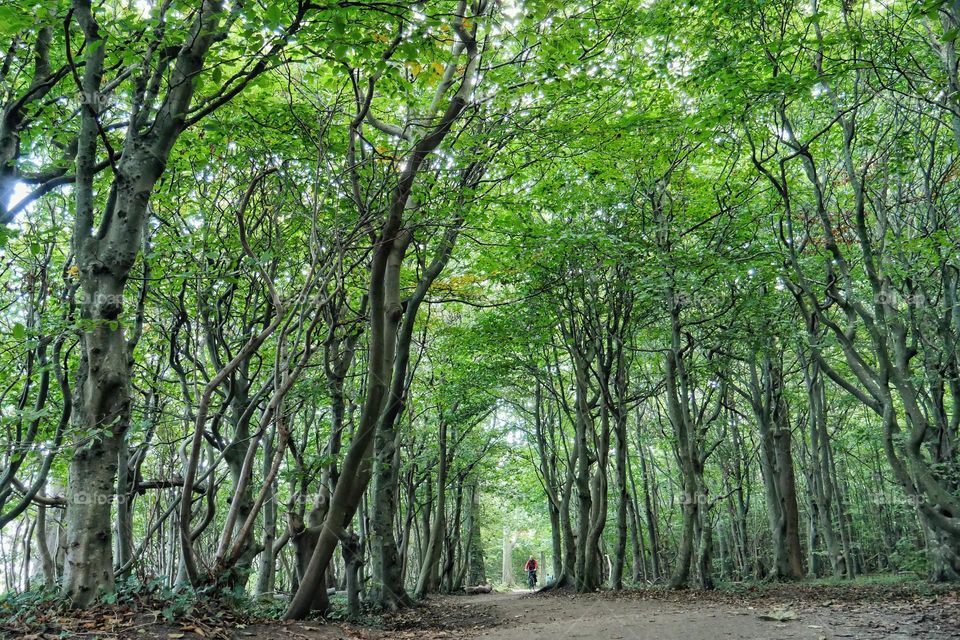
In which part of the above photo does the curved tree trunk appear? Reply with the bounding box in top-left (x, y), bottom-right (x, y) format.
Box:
top-left (415, 417), bottom-right (448, 598)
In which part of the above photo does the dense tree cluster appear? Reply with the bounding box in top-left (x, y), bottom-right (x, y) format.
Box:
top-left (0, 0), bottom-right (958, 618)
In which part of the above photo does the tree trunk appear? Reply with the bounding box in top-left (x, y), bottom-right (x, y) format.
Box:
top-left (36, 488), bottom-right (56, 586)
top-left (581, 405), bottom-right (610, 592)
top-left (626, 487), bottom-right (645, 582)
top-left (62, 0), bottom-right (228, 605)
top-left (665, 307), bottom-right (697, 590)
top-left (441, 479), bottom-right (464, 593)
top-left (256, 431), bottom-right (278, 596)
top-left (802, 351), bottom-right (845, 577)
top-left (637, 435), bottom-right (661, 581)
top-left (501, 528), bottom-right (515, 585)
top-left (610, 406), bottom-right (629, 590)
top-left (748, 350), bottom-right (804, 580)
top-left (415, 416), bottom-right (448, 598)
top-left (559, 465), bottom-right (577, 584)
top-left (285, 47), bottom-right (480, 611)
top-left (63, 433), bottom-right (123, 605)
top-left (369, 403), bottom-right (409, 608)
top-left (466, 482), bottom-right (486, 586)
top-left (342, 531), bottom-right (363, 619)
top-left (569, 343), bottom-right (598, 591)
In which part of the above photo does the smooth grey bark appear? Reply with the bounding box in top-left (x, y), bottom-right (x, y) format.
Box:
top-left (636, 423), bottom-right (661, 581)
top-left (440, 478), bottom-right (464, 592)
top-left (739, 347), bottom-right (804, 580)
top-left (661, 287), bottom-right (722, 590)
top-left (371, 206), bottom-right (463, 607)
top-left (568, 338), bottom-right (597, 591)
top-left (367, 228), bottom-right (413, 607)
top-left (609, 349), bottom-right (631, 589)
top-left (501, 528), bottom-right (515, 585)
top-left (611, 427), bottom-right (628, 589)
top-left (465, 481), bottom-right (486, 586)
top-left (557, 283), bottom-right (621, 594)
top-left (532, 386), bottom-right (564, 583)
top-left (560, 271), bottom-right (630, 594)
top-left (626, 484), bottom-right (645, 582)
top-left (398, 464), bottom-right (419, 583)
top-left (800, 344), bottom-right (846, 578)
top-left (316, 291), bottom-right (364, 534)
top-left (35, 487), bottom-right (56, 586)
top-left (62, 0), bottom-right (228, 606)
top-left (220, 361), bottom-right (257, 586)
top-left (255, 430), bottom-right (278, 595)
top-left (754, 89), bottom-right (960, 580)
top-left (538, 352), bottom-right (580, 588)
top-left (414, 414), bottom-right (448, 597)
top-left (287, 294), bottom-right (364, 602)
top-left (288, 505), bottom-right (327, 611)
top-left (664, 329), bottom-right (698, 590)
top-left (369, 402), bottom-right (409, 607)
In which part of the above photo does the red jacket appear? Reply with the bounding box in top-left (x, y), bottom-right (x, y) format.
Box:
top-left (524, 558), bottom-right (538, 571)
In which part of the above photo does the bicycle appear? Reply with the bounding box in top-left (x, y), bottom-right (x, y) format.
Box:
top-left (527, 569), bottom-right (537, 590)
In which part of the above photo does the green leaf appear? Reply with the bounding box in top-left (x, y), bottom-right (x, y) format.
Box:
top-left (265, 3), bottom-right (282, 25)
top-left (0, 5), bottom-right (31, 37)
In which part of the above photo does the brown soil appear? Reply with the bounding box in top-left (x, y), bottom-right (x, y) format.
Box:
top-left (7, 583), bottom-right (958, 640)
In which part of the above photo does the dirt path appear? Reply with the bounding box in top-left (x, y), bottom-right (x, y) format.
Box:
top-left (454, 591), bottom-right (844, 639)
top-left (8, 583), bottom-right (957, 639)
top-left (369, 586), bottom-right (960, 640)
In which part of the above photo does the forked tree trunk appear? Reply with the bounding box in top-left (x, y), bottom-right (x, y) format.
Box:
top-left (369, 233), bottom-right (414, 610)
top-left (664, 294), bottom-right (713, 589)
top-left (581, 405), bottom-right (610, 592)
top-left (62, 0), bottom-right (232, 606)
top-left (283, 8), bottom-right (482, 617)
top-left (371, 211), bottom-right (461, 608)
top-left (750, 352), bottom-right (804, 580)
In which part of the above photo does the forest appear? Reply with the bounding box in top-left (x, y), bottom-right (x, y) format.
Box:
top-left (0, 0), bottom-right (959, 638)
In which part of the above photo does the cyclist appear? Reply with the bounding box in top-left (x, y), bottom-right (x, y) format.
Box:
top-left (524, 555), bottom-right (538, 589)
